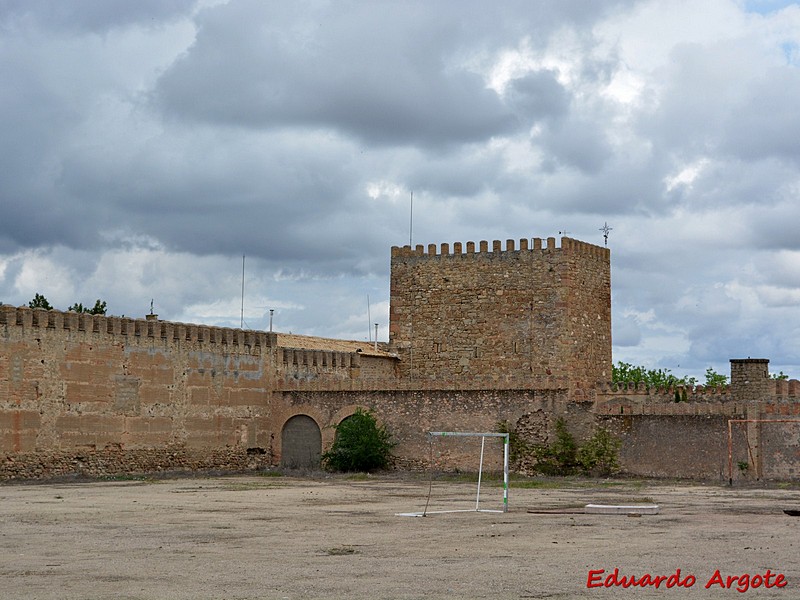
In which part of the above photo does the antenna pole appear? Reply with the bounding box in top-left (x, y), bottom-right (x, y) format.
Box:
top-left (240, 254), bottom-right (245, 329)
top-left (409, 191), bottom-right (413, 247)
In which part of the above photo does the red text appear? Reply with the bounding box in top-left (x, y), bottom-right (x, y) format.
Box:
top-left (587, 568), bottom-right (696, 589)
top-left (704, 569), bottom-right (787, 593)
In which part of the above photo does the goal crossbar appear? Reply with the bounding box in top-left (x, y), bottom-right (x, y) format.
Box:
top-left (397, 431), bottom-right (509, 517)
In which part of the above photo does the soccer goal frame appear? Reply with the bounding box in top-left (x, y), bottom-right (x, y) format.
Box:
top-left (727, 419), bottom-right (800, 484)
top-left (397, 431), bottom-right (510, 517)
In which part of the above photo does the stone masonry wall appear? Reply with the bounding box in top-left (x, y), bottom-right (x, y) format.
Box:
top-left (389, 237), bottom-right (611, 392)
top-left (0, 306), bottom-right (280, 478)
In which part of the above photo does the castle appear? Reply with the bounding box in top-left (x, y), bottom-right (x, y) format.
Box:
top-left (1, 236), bottom-right (799, 481)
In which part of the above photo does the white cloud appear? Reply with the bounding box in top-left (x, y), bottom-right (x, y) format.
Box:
top-left (1, 0), bottom-right (800, 379)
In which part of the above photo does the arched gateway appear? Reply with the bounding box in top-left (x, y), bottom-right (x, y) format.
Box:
top-left (280, 415), bottom-right (322, 469)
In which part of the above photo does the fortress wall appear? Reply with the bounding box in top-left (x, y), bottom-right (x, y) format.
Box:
top-left (600, 414), bottom-right (738, 479)
top-left (271, 387), bottom-right (579, 472)
top-left (560, 238), bottom-right (613, 387)
top-left (276, 349), bottom-right (397, 383)
top-left (0, 306), bottom-right (276, 478)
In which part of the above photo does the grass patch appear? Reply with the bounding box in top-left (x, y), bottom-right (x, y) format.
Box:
top-left (99, 474), bottom-right (159, 483)
top-left (325, 546), bottom-right (358, 556)
top-left (257, 470), bottom-right (285, 478)
top-left (219, 480), bottom-right (286, 491)
top-left (509, 479), bottom-right (566, 490)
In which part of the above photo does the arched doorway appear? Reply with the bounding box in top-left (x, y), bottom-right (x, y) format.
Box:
top-left (281, 415), bottom-right (322, 469)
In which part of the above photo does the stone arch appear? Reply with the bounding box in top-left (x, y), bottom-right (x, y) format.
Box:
top-left (331, 405), bottom-right (364, 428)
top-left (280, 414), bottom-right (322, 469)
top-left (331, 405), bottom-right (381, 442)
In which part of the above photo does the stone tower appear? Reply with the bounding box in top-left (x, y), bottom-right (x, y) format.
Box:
top-left (389, 236), bottom-right (611, 391)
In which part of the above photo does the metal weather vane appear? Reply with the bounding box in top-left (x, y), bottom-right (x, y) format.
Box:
top-left (600, 222), bottom-right (612, 246)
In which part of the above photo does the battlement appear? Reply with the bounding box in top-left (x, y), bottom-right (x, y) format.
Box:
top-left (279, 347), bottom-right (358, 370)
top-left (390, 236), bottom-right (609, 261)
top-left (596, 378), bottom-right (800, 404)
top-left (596, 382), bottom-right (734, 402)
top-left (273, 373), bottom-right (570, 393)
top-left (0, 304), bottom-right (273, 353)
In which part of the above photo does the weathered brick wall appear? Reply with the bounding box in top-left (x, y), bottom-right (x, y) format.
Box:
top-left (389, 237), bottom-right (611, 392)
top-left (4, 258), bottom-right (800, 483)
top-left (0, 306), bottom-right (278, 479)
top-left (592, 359), bottom-right (800, 481)
top-left (601, 414), bottom-right (739, 479)
top-left (272, 387), bottom-right (584, 471)
top-left (3, 305), bottom-right (584, 479)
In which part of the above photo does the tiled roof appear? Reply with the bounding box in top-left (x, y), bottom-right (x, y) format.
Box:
top-left (275, 333), bottom-right (395, 358)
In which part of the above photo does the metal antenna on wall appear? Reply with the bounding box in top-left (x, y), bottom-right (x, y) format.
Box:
top-left (240, 254), bottom-right (245, 329)
top-left (559, 229), bottom-right (571, 237)
top-left (367, 294), bottom-right (372, 342)
top-left (409, 191), bottom-right (413, 246)
top-left (600, 222), bottom-right (612, 247)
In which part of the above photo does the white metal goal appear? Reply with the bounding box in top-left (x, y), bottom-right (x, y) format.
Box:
top-left (396, 431), bottom-right (510, 517)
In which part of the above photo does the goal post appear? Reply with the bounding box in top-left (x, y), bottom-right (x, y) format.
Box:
top-left (397, 431), bottom-right (510, 517)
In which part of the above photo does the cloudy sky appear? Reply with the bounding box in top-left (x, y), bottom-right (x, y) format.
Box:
top-left (1, 0), bottom-right (799, 380)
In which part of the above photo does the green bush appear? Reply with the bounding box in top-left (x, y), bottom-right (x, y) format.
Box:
top-left (531, 418), bottom-right (580, 476)
top-left (322, 409), bottom-right (395, 472)
top-left (577, 427), bottom-right (622, 476)
top-left (498, 418), bottom-right (622, 477)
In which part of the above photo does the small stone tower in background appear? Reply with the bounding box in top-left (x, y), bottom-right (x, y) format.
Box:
top-left (730, 358), bottom-right (770, 402)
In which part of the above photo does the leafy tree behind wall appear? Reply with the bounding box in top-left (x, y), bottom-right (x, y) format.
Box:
top-left (28, 293), bottom-right (53, 310)
top-left (703, 367), bottom-right (728, 388)
top-left (612, 361), bottom-right (696, 389)
top-left (615, 361), bottom-right (793, 388)
top-left (26, 294), bottom-right (108, 315)
top-left (68, 299), bottom-right (107, 315)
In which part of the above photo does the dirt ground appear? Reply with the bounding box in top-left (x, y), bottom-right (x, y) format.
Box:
top-left (1, 473), bottom-right (799, 599)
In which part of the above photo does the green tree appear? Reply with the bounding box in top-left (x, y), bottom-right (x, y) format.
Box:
top-left (703, 367), bottom-right (728, 388)
top-left (322, 409), bottom-right (395, 472)
top-left (771, 371), bottom-right (789, 380)
top-left (612, 361), bottom-right (696, 389)
top-left (68, 299), bottom-right (107, 315)
top-left (28, 293), bottom-right (53, 310)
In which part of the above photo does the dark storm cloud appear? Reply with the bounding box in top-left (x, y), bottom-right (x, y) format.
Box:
top-left (538, 117), bottom-right (612, 174)
top-left (0, 0), bottom-right (197, 33)
top-left (154, 1), bottom-right (516, 147)
top-left (153, 0), bottom-right (628, 147)
top-left (505, 71), bottom-right (570, 122)
top-left (721, 68), bottom-right (800, 163)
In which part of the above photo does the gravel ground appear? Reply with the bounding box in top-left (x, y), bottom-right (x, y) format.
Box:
top-left (1, 474), bottom-right (799, 599)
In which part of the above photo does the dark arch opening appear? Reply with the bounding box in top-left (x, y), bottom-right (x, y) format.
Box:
top-left (281, 415), bottom-right (321, 469)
